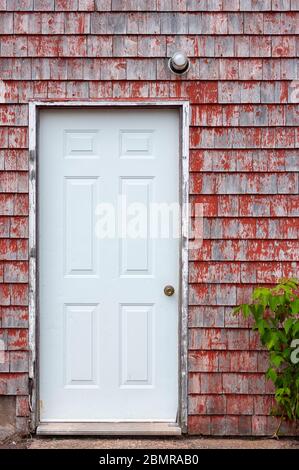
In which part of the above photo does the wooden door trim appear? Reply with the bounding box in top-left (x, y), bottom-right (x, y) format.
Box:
top-left (29, 100), bottom-right (190, 434)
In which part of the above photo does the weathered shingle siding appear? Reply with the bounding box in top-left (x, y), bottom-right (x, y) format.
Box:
top-left (0, 0), bottom-right (298, 436)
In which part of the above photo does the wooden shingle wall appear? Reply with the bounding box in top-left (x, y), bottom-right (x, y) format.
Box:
top-left (0, 0), bottom-right (298, 435)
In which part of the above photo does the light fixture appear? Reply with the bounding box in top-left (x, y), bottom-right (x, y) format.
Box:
top-left (168, 51), bottom-right (190, 75)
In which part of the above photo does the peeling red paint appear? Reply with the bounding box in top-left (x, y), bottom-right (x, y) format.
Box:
top-left (0, 3), bottom-right (298, 437)
top-left (7, 328), bottom-right (28, 350)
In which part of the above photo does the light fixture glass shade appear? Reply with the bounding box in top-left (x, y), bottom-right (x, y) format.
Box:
top-left (168, 51), bottom-right (190, 75)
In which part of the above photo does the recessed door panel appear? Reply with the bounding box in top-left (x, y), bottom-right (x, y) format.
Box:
top-left (120, 178), bottom-right (153, 277)
top-left (120, 304), bottom-right (154, 388)
top-left (64, 177), bottom-right (98, 277)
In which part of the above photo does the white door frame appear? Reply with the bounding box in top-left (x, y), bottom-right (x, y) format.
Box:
top-left (28, 100), bottom-right (190, 434)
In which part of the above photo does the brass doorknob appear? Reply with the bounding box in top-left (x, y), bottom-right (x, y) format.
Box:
top-left (164, 285), bottom-right (175, 297)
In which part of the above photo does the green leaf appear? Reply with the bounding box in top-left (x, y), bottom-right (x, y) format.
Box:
top-left (284, 318), bottom-right (294, 335)
top-left (270, 353), bottom-right (284, 368)
top-left (290, 299), bottom-right (299, 314)
top-left (293, 321), bottom-right (299, 335)
top-left (256, 319), bottom-right (266, 336)
top-left (252, 287), bottom-right (270, 303)
top-left (282, 348), bottom-right (291, 360)
top-left (267, 368), bottom-right (278, 383)
top-left (266, 331), bottom-right (279, 349)
top-left (243, 303), bottom-right (252, 318)
top-left (269, 295), bottom-right (282, 312)
top-left (233, 305), bottom-right (241, 315)
top-left (252, 304), bottom-right (264, 322)
top-left (275, 387), bottom-right (286, 398)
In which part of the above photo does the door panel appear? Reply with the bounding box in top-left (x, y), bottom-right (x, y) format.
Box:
top-left (65, 177), bottom-right (99, 276)
top-left (64, 303), bottom-right (99, 388)
top-left (120, 304), bottom-right (154, 388)
top-left (39, 108), bottom-right (180, 421)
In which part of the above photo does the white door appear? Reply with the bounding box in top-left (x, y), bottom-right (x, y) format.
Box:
top-left (39, 108), bottom-right (180, 422)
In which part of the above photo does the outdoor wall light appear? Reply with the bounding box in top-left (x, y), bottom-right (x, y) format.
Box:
top-left (168, 51), bottom-right (190, 75)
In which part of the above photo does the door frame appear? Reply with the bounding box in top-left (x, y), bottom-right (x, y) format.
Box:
top-left (28, 100), bottom-right (190, 434)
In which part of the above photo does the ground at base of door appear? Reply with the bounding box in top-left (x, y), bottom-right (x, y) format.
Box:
top-left (0, 435), bottom-right (298, 449)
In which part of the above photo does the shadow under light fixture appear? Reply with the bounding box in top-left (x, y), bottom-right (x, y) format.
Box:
top-left (168, 51), bottom-right (190, 75)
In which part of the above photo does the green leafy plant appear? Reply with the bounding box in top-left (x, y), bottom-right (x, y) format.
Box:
top-left (234, 278), bottom-right (299, 436)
